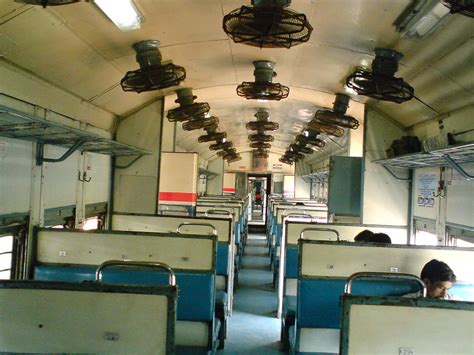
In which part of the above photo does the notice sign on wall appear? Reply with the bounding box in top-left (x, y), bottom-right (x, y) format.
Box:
top-left (417, 174), bottom-right (436, 207)
top-left (272, 163), bottom-right (283, 170)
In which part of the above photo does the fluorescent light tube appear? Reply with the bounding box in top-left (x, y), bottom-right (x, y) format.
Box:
top-left (396, 0), bottom-right (450, 40)
top-left (95, 0), bottom-right (143, 31)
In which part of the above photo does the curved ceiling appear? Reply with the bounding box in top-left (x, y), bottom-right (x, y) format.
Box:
top-left (0, 1), bottom-right (472, 163)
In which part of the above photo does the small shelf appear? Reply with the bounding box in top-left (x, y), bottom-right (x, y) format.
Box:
top-left (372, 142), bottom-right (474, 169)
top-left (0, 105), bottom-right (150, 157)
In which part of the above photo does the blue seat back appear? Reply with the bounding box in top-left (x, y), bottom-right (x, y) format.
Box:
top-left (35, 265), bottom-right (214, 321)
top-left (297, 278), bottom-right (420, 328)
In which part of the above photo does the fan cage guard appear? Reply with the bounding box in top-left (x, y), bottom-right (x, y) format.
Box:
top-left (307, 121), bottom-right (344, 137)
top-left (182, 116), bottom-right (219, 131)
top-left (314, 110), bottom-right (360, 129)
top-left (246, 121), bottom-right (279, 131)
top-left (121, 63), bottom-right (186, 93)
top-left (17, 0), bottom-right (79, 5)
top-left (223, 6), bottom-right (313, 48)
top-left (279, 156), bottom-right (294, 165)
top-left (248, 133), bottom-right (275, 142)
top-left (250, 142), bottom-right (272, 149)
top-left (209, 141), bottom-right (233, 151)
top-left (296, 135), bottom-right (326, 148)
top-left (198, 132), bottom-right (227, 143)
top-left (167, 102), bottom-right (210, 122)
top-left (237, 82), bottom-right (289, 101)
top-left (442, 0), bottom-right (474, 16)
top-left (346, 69), bottom-right (414, 104)
top-left (290, 144), bottom-right (313, 154)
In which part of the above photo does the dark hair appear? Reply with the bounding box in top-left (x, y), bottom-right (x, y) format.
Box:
top-left (354, 229), bottom-right (374, 242)
top-left (368, 233), bottom-right (392, 244)
top-left (421, 259), bottom-right (456, 284)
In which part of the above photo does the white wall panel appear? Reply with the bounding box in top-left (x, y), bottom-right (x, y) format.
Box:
top-left (0, 138), bottom-right (33, 215)
top-left (413, 167), bottom-right (440, 221)
top-left (363, 110), bottom-right (408, 225)
top-left (446, 163), bottom-right (474, 228)
top-left (83, 152), bottom-right (110, 205)
top-left (42, 145), bottom-right (78, 209)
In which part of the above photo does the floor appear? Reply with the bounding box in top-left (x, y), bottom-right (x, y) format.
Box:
top-left (218, 233), bottom-right (284, 355)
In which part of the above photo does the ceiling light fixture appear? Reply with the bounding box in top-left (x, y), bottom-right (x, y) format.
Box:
top-left (95, 0), bottom-right (143, 31)
top-left (395, 0), bottom-right (450, 39)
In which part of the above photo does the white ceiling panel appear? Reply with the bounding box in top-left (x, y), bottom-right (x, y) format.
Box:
top-left (1, 0), bottom-right (472, 166)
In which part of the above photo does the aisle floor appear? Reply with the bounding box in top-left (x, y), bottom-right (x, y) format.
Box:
top-left (218, 233), bottom-right (284, 354)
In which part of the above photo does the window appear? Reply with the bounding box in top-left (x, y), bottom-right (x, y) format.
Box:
top-left (414, 230), bottom-right (439, 246)
top-left (83, 217), bottom-right (99, 231)
top-left (0, 235), bottom-right (14, 279)
top-left (451, 237), bottom-right (474, 248)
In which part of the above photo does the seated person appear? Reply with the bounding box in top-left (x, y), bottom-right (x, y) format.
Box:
top-left (405, 259), bottom-right (460, 300)
top-left (354, 229), bottom-right (374, 242)
top-left (368, 233), bottom-right (392, 244)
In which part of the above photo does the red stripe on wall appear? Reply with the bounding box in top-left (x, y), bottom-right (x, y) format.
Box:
top-left (159, 192), bottom-right (197, 202)
top-left (223, 188), bottom-right (236, 192)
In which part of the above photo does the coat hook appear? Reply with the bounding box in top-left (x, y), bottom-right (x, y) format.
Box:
top-left (78, 171), bottom-right (92, 183)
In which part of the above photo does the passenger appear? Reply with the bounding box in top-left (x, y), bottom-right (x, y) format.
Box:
top-left (354, 229), bottom-right (374, 242)
top-left (368, 233), bottom-right (392, 244)
top-left (406, 259), bottom-right (459, 300)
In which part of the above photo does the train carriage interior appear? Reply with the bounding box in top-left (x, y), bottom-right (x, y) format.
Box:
top-left (0, 0), bottom-right (473, 354)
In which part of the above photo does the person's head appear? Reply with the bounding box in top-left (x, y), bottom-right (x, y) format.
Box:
top-left (354, 229), bottom-right (374, 242)
top-left (368, 233), bottom-right (392, 244)
top-left (421, 259), bottom-right (456, 299)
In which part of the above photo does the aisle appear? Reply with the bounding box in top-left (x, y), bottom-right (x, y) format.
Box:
top-left (218, 233), bottom-right (284, 354)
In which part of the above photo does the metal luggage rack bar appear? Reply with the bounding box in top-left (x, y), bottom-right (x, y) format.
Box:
top-left (372, 142), bottom-right (474, 179)
top-left (0, 105), bottom-right (151, 162)
top-left (301, 169), bottom-right (329, 183)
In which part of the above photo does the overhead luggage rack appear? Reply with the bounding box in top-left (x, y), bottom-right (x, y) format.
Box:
top-left (0, 105), bottom-right (150, 162)
top-left (373, 141), bottom-right (474, 180)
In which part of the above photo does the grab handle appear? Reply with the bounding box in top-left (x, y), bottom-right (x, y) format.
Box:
top-left (344, 272), bottom-right (426, 297)
top-left (95, 260), bottom-right (176, 286)
top-left (177, 222), bottom-right (217, 236)
top-left (300, 227), bottom-right (340, 241)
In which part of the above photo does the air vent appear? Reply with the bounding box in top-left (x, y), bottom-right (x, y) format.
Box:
top-left (346, 48), bottom-right (414, 103)
top-left (442, 0), bottom-right (474, 17)
top-left (313, 94), bottom-right (359, 129)
top-left (182, 116), bottom-right (219, 131)
top-left (237, 61), bottom-right (289, 101)
top-left (198, 132), bottom-right (227, 143)
top-left (167, 88), bottom-right (210, 122)
top-left (121, 40), bottom-right (186, 93)
top-left (248, 133), bottom-right (275, 142)
top-left (307, 121), bottom-right (344, 137)
top-left (223, 0), bottom-right (313, 48)
top-left (15, 0), bottom-right (79, 5)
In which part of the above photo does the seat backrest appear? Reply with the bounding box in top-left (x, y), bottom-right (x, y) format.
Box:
top-left (0, 280), bottom-right (177, 354)
top-left (340, 295), bottom-right (474, 355)
top-left (297, 240), bottom-right (474, 328)
top-left (32, 228), bottom-right (217, 322)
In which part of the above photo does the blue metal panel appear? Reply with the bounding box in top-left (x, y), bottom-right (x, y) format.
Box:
top-left (275, 224), bottom-right (282, 246)
top-left (328, 156), bottom-right (362, 216)
top-left (216, 242), bottom-right (229, 276)
top-left (297, 278), bottom-right (421, 328)
top-left (285, 246), bottom-right (298, 278)
top-left (34, 265), bottom-right (215, 321)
